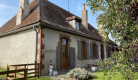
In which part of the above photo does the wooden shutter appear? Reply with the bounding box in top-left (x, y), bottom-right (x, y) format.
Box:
top-left (90, 43), bottom-right (93, 59)
top-left (86, 42), bottom-right (89, 60)
top-left (111, 50), bottom-right (113, 57)
top-left (70, 47), bottom-right (75, 69)
top-left (106, 46), bottom-right (108, 58)
top-left (96, 44), bottom-right (99, 59)
top-left (77, 40), bottom-right (81, 60)
top-left (56, 46), bottom-right (61, 71)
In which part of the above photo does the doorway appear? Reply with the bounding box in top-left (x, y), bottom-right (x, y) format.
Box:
top-left (60, 38), bottom-right (69, 70)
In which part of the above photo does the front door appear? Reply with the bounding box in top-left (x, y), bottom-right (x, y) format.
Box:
top-left (61, 38), bottom-right (69, 70)
top-left (101, 45), bottom-right (104, 60)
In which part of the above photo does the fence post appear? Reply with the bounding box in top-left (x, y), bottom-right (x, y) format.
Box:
top-left (14, 66), bottom-right (17, 79)
top-left (24, 64), bottom-right (26, 68)
top-left (24, 69), bottom-right (27, 80)
top-left (38, 63), bottom-right (40, 77)
top-left (6, 64), bottom-right (9, 80)
top-left (27, 62), bottom-right (28, 80)
top-left (35, 61), bottom-right (37, 77)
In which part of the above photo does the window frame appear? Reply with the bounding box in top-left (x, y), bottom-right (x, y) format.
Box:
top-left (76, 20), bottom-right (80, 30)
top-left (93, 43), bottom-right (97, 59)
top-left (80, 39), bottom-right (86, 60)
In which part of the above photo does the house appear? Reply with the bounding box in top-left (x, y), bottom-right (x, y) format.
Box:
top-left (0, 0), bottom-right (117, 75)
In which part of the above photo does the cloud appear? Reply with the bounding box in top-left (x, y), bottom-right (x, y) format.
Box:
top-left (0, 3), bottom-right (18, 27)
top-left (76, 3), bottom-right (83, 12)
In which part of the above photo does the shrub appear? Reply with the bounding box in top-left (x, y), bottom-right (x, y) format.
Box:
top-left (67, 68), bottom-right (92, 80)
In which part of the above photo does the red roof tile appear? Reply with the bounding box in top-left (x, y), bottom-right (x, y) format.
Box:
top-left (0, 0), bottom-right (39, 35)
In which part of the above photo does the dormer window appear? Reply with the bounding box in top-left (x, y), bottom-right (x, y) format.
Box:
top-left (76, 21), bottom-right (80, 30)
top-left (66, 16), bottom-right (81, 31)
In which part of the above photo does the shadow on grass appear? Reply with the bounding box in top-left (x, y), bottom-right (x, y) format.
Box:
top-left (97, 67), bottom-right (122, 72)
top-left (92, 75), bottom-right (98, 79)
top-left (28, 77), bottom-right (54, 80)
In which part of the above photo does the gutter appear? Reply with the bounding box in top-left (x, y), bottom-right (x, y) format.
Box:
top-left (40, 23), bottom-right (117, 46)
top-left (0, 23), bottom-right (40, 37)
top-left (0, 22), bottom-right (117, 46)
top-left (33, 26), bottom-right (38, 63)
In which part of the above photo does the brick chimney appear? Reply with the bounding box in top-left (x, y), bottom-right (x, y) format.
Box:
top-left (16, 0), bottom-right (30, 25)
top-left (81, 4), bottom-right (88, 29)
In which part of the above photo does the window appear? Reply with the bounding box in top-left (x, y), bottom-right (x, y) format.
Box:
top-left (61, 38), bottom-right (68, 58)
top-left (61, 38), bottom-right (67, 45)
top-left (93, 43), bottom-right (97, 58)
top-left (76, 21), bottom-right (80, 30)
top-left (108, 47), bottom-right (111, 57)
top-left (81, 41), bottom-right (86, 59)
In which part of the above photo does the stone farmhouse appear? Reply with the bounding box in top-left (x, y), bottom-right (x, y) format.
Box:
top-left (0, 0), bottom-right (117, 75)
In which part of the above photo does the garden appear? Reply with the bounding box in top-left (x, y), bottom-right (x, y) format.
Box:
top-left (1, 63), bottom-right (138, 80)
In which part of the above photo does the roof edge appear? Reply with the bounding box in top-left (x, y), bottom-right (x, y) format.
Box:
top-left (0, 23), bottom-right (40, 37)
top-left (40, 22), bottom-right (117, 46)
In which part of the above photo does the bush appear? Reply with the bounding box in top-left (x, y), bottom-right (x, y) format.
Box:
top-left (67, 68), bottom-right (92, 80)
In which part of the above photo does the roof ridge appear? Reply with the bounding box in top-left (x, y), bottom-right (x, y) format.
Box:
top-left (46, 0), bottom-right (81, 19)
top-left (45, 0), bottom-right (98, 31)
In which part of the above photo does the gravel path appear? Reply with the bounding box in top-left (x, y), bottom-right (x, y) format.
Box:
top-left (43, 68), bottom-right (97, 80)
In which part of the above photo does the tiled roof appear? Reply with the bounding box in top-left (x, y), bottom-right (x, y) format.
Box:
top-left (0, 0), bottom-right (116, 45)
top-left (0, 0), bottom-right (39, 35)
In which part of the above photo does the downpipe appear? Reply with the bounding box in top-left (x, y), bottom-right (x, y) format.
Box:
top-left (33, 26), bottom-right (38, 63)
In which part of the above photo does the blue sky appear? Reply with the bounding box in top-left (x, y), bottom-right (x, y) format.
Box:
top-left (0, 0), bottom-right (113, 41)
top-left (0, 0), bottom-right (97, 28)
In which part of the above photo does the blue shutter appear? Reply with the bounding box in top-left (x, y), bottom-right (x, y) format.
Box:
top-left (56, 46), bottom-right (61, 71)
top-left (106, 46), bottom-right (108, 58)
top-left (86, 42), bottom-right (90, 60)
top-left (90, 43), bottom-right (93, 59)
top-left (96, 44), bottom-right (99, 59)
top-left (70, 47), bottom-right (75, 69)
top-left (77, 40), bottom-right (81, 60)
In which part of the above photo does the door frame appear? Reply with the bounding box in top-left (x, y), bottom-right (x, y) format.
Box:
top-left (58, 34), bottom-right (71, 70)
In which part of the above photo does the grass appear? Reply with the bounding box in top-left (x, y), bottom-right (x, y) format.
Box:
top-left (0, 68), bottom-right (6, 79)
top-left (28, 77), bottom-right (54, 80)
top-left (0, 68), bottom-right (53, 80)
top-left (92, 67), bottom-right (138, 80)
top-left (1, 66), bottom-right (138, 80)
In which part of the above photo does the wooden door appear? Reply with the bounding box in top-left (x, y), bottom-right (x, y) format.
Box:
top-left (61, 38), bottom-right (69, 70)
top-left (101, 45), bottom-right (104, 60)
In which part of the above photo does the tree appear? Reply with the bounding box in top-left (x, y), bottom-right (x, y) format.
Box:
top-left (86, 0), bottom-right (138, 80)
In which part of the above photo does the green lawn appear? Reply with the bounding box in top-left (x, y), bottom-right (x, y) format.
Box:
top-left (1, 67), bottom-right (138, 80)
top-left (0, 68), bottom-right (6, 79)
top-left (28, 77), bottom-right (54, 80)
top-left (92, 67), bottom-right (138, 80)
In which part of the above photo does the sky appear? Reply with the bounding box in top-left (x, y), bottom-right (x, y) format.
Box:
top-left (0, 0), bottom-right (98, 29)
top-left (0, 0), bottom-right (113, 41)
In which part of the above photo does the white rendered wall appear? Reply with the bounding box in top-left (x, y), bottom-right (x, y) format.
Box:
top-left (42, 27), bottom-right (109, 75)
top-left (0, 29), bottom-right (36, 69)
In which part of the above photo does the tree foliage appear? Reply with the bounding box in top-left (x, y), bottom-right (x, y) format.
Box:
top-left (86, 0), bottom-right (138, 80)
